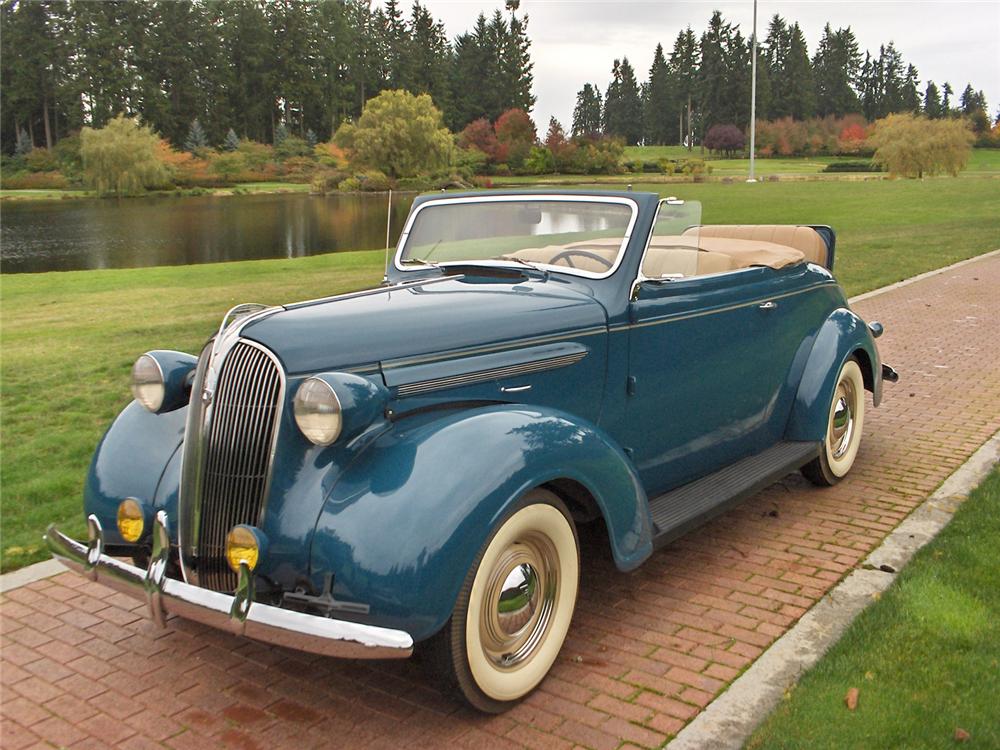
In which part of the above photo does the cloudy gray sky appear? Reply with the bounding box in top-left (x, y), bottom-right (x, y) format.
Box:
top-left (407, 1), bottom-right (1000, 130)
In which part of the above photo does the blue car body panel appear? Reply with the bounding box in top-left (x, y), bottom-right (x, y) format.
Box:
top-left (79, 189), bottom-right (886, 645)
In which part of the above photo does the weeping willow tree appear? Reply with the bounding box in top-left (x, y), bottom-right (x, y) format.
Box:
top-left (79, 115), bottom-right (170, 196)
top-left (869, 113), bottom-right (975, 179)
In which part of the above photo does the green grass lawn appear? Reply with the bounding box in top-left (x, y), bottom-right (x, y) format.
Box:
top-left (747, 468), bottom-right (1000, 750)
top-left (1, 176), bottom-right (998, 570)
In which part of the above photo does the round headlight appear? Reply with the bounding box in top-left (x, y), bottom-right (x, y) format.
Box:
top-left (116, 498), bottom-right (145, 543)
top-left (131, 354), bottom-right (164, 412)
top-left (294, 377), bottom-right (342, 445)
top-left (226, 526), bottom-right (261, 573)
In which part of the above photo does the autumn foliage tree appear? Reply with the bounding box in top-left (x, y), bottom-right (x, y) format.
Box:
top-left (869, 113), bottom-right (974, 178)
top-left (458, 118), bottom-right (507, 164)
top-left (703, 124), bottom-right (744, 156)
top-left (494, 108), bottom-right (536, 168)
top-left (80, 115), bottom-right (170, 196)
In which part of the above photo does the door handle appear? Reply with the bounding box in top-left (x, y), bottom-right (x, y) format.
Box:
top-left (758, 301), bottom-right (778, 310)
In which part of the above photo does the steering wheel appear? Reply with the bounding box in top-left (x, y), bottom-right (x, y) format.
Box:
top-left (548, 249), bottom-right (614, 270)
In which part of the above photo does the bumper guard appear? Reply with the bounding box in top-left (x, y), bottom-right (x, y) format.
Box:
top-left (44, 511), bottom-right (413, 659)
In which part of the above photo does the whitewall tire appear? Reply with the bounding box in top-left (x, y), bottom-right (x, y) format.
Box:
top-left (803, 358), bottom-right (866, 486)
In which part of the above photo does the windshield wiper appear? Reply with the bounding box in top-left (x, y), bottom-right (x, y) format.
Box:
top-left (400, 257), bottom-right (442, 269)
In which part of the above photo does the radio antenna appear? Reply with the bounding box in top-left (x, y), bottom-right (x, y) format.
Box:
top-left (383, 189), bottom-right (392, 282)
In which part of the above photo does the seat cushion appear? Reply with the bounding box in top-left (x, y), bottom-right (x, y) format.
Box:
top-left (683, 225), bottom-right (828, 266)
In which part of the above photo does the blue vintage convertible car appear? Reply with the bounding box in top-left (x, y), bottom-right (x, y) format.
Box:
top-left (46, 190), bottom-right (896, 711)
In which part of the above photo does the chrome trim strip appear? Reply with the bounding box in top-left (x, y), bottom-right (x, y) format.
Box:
top-left (393, 194), bottom-right (640, 280)
top-left (44, 518), bottom-right (413, 659)
top-left (610, 283), bottom-right (835, 333)
top-left (383, 325), bottom-right (607, 370)
top-left (396, 350), bottom-right (588, 397)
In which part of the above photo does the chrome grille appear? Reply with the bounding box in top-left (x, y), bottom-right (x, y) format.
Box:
top-left (195, 341), bottom-right (282, 592)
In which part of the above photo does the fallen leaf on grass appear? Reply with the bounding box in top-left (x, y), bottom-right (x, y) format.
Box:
top-left (954, 727), bottom-right (970, 742)
top-left (844, 687), bottom-right (859, 711)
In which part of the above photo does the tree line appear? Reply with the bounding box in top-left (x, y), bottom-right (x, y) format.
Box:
top-left (575, 10), bottom-right (995, 146)
top-left (1, 0), bottom-right (534, 155)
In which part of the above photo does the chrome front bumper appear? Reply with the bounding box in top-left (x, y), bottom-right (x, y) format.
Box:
top-left (44, 512), bottom-right (413, 659)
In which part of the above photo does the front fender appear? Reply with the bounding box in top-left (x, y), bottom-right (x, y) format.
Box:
top-left (83, 401), bottom-right (187, 544)
top-left (785, 308), bottom-right (881, 442)
top-left (309, 404), bottom-right (652, 642)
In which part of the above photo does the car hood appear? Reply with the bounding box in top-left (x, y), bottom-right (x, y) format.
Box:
top-left (240, 274), bottom-right (608, 376)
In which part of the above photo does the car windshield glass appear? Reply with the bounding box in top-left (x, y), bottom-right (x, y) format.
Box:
top-left (640, 199), bottom-right (707, 280)
top-left (398, 198), bottom-right (634, 277)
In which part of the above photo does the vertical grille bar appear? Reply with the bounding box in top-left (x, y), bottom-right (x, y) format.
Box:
top-left (195, 341), bottom-right (283, 592)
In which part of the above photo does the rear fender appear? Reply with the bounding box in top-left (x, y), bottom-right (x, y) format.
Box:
top-left (785, 308), bottom-right (881, 442)
top-left (309, 404), bottom-right (652, 642)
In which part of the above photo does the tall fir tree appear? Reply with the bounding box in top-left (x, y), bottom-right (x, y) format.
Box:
top-left (923, 82), bottom-right (942, 118)
top-left (813, 24), bottom-right (861, 116)
top-left (643, 44), bottom-right (675, 144)
top-left (603, 58), bottom-right (642, 145)
top-left (668, 27), bottom-right (700, 147)
top-left (571, 83), bottom-right (602, 137)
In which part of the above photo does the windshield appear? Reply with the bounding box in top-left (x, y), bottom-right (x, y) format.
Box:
top-left (397, 197), bottom-right (636, 277)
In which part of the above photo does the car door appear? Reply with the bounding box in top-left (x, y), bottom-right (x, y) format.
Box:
top-left (622, 206), bottom-right (806, 497)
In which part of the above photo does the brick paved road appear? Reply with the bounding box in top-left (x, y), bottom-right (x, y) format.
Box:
top-left (3, 254), bottom-right (999, 750)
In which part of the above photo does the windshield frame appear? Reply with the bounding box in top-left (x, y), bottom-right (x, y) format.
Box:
top-left (393, 194), bottom-right (640, 280)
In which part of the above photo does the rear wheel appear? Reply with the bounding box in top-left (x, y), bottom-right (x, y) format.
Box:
top-left (434, 489), bottom-right (579, 713)
top-left (803, 358), bottom-right (866, 486)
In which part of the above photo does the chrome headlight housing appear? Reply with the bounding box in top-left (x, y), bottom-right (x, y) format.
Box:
top-left (293, 372), bottom-right (389, 446)
top-left (131, 354), bottom-right (165, 411)
top-left (294, 377), bottom-right (343, 445)
top-left (131, 350), bottom-right (198, 413)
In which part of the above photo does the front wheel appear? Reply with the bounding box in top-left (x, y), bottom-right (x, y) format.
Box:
top-left (435, 489), bottom-right (580, 713)
top-left (802, 357), bottom-right (866, 486)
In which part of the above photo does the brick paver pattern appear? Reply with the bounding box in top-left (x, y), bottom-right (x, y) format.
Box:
top-left (2, 255), bottom-right (999, 750)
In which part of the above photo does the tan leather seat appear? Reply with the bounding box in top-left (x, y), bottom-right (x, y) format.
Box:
top-left (683, 225), bottom-right (828, 266)
top-left (642, 247), bottom-right (736, 277)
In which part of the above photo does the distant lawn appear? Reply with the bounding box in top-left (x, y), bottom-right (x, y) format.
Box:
top-left (1, 176), bottom-right (998, 570)
top-left (747, 468), bottom-right (1000, 750)
top-left (622, 145), bottom-right (1000, 175)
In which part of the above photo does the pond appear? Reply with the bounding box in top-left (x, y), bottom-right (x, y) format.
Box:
top-left (0, 191), bottom-right (419, 274)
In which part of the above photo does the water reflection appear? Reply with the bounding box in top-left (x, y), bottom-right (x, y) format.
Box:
top-left (0, 192), bottom-right (416, 274)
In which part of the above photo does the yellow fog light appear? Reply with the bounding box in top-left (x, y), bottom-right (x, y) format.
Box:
top-left (226, 526), bottom-right (264, 573)
top-left (116, 498), bottom-right (146, 543)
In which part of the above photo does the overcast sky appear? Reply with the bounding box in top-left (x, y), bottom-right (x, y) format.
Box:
top-left (404, 1), bottom-right (1000, 130)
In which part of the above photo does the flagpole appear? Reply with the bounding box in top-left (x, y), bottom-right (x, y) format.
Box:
top-left (748, 0), bottom-right (758, 183)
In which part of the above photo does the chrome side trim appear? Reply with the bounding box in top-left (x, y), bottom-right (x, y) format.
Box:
top-left (393, 194), bottom-right (640, 280)
top-left (44, 516), bottom-right (413, 659)
top-left (396, 350), bottom-right (588, 397)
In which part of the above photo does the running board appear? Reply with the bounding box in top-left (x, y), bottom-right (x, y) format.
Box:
top-left (649, 441), bottom-right (820, 548)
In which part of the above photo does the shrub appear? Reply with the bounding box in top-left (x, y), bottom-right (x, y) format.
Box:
top-left (314, 141), bottom-right (347, 168)
top-left (0, 171), bottom-right (69, 189)
top-left (704, 124), bottom-right (745, 156)
top-left (24, 147), bottom-right (59, 172)
top-left (453, 146), bottom-right (488, 178)
top-left (339, 170), bottom-right (393, 192)
top-left (311, 169), bottom-right (348, 193)
top-left (523, 146), bottom-right (555, 175)
top-left (80, 115), bottom-right (171, 196)
top-left (210, 151), bottom-right (246, 181)
top-left (458, 118), bottom-right (507, 165)
top-left (53, 134), bottom-right (83, 180)
top-left (346, 90), bottom-right (452, 178)
top-left (274, 135), bottom-right (313, 160)
top-left (236, 139), bottom-right (274, 171)
top-left (679, 157), bottom-right (711, 176)
top-left (570, 137), bottom-right (624, 174)
top-left (869, 113), bottom-right (975, 178)
top-left (281, 155), bottom-right (317, 182)
top-left (822, 160), bottom-right (882, 173)
top-left (658, 158), bottom-right (676, 175)
top-left (495, 109), bottom-right (536, 169)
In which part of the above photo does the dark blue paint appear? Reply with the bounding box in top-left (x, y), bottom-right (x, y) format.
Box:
top-left (78, 190), bottom-right (885, 645)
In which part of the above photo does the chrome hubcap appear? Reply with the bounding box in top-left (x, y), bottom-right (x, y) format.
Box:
top-left (829, 379), bottom-right (856, 459)
top-left (480, 534), bottom-right (558, 669)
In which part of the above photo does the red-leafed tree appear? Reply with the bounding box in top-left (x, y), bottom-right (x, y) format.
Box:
top-left (494, 108), bottom-right (536, 167)
top-left (458, 118), bottom-right (507, 164)
top-left (703, 123), bottom-right (744, 156)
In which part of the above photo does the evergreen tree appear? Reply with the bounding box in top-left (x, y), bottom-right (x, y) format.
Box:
top-left (572, 83), bottom-right (602, 137)
top-left (942, 82), bottom-right (953, 115)
top-left (185, 118), bottom-right (209, 153)
top-left (763, 14), bottom-right (791, 118)
top-left (274, 122), bottom-right (288, 146)
top-left (813, 24), bottom-right (861, 116)
top-left (697, 11), bottom-right (732, 132)
top-left (902, 64), bottom-right (921, 113)
top-left (305, 128), bottom-right (317, 149)
top-left (405, 3), bottom-right (453, 119)
top-left (783, 23), bottom-right (816, 119)
top-left (224, 127), bottom-right (241, 151)
top-left (923, 82), bottom-right (942, 118)
top-left (643, 44), bottom-right (675, 144)
top-left (14, 127), bottom-right (33, 157)
top-left (668, 27), bottom-right (700, 147)
top-left (603, 58), bottom-right (642, 145)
